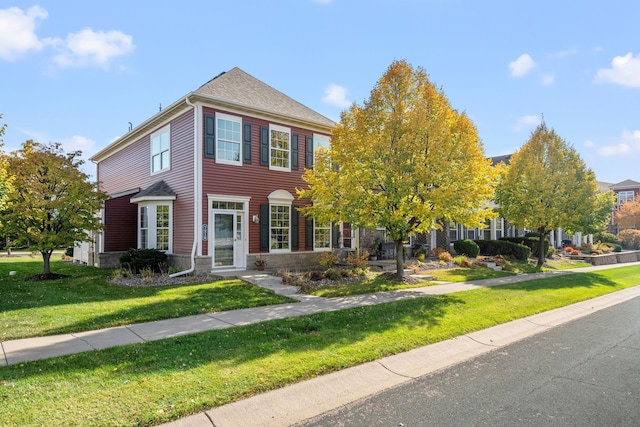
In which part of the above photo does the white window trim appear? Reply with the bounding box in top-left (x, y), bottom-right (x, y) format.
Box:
top-left (314, 220), bottom-right (332, 251)
top-left (313, 134), bottom-right (330, 153)
top-left (136, 201), bottom-right (173, 253)
top-left (269, 123), bottom-right (291, 172)
top-left (150, 124), bottom-right (171, 174)
top-left (618, 190), bottom-right (635, 206)
top-left (215, 112), bottom-right (242, 166)
top-left (270, 205), bottom-right (291, 253)
top-left (268, 190), bottom-right (294, 252)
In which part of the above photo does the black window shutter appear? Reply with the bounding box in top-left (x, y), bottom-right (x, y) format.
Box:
top-left (205, 115), bottom-right (215, 158)
top-left (305, 136), bottom-right (313, 169)
top-left (292, 134), bottom-right (299, 170)
top-left (243, 123), bottom-right (252, 164)
top-left (260, 126), bottom-right (269, 166)
top-left (260, 204), bottom-right (269, 251)
top-left (305, 217), bottom-right (313, 250)
top-left (291, 207), bottom-right (299, 250)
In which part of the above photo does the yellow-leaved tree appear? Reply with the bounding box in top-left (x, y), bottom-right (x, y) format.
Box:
top-left (495, 121), bottom-right (615, 266)
top-left (298, 60), bottom-right (496, 278)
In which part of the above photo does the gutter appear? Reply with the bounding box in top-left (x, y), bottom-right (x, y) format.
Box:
top-left (170, 95), bottom-right (200, 278)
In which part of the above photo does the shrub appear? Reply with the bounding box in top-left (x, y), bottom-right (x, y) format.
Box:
top-left (453, 255), bottom-right (472, 267)
top-left (324, 267), bottom-right (343, 281)
top-left (604, 242), bottom-right (622, 252)
top-left (430, 247), bottom-right (448, 257)
top-left (345, 250), bottom-right (369, 268)
top-left (453, 239), bottom-right (480, 257)
top-left (119, 248), bottom-right (167, 273)
top-left (500, 236), bottom-right (548, 259)
top-left (318, 251), bottom-right (340, 268)
top-left (474, 239), bottom-right (531, 260)
top-left (618, 229), bottom-right (640, 250)
top-left (65, 247), bottom-right (74, 257)
top-left (438, 251), bottom-right (453, 262)
top-left (594, 232), bottom-right (620, 245)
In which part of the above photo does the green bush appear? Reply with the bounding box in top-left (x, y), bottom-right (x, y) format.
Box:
top-left (474, 239), bottom-right (531, 260)
top-left (604, 242), bottom-right (622, 252)
top-left (120, 248), bottom-right (167, 273)
top-left (594, 232), bottom-right (620, 245)
top-left (500, 236), bottom-right (549, 258)
top-left (65, 247), bottom-right (74, 257)
top-left (618, 229), bottom-right (640, 250)
top-left (453, 239), bottom-right (480, 257)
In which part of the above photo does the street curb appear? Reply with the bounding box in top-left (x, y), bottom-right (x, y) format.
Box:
top-left (162, 286), bottom-right (640, 427)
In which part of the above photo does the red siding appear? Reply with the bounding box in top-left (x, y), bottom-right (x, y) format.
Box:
top-left (201, 107), bottom-right (329, 254)
top-left (103, 195), bottom-right (137, 251)
top-left (97, 110), bottom-right (195, 254)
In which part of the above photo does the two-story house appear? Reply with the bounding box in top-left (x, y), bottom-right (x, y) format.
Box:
top-left (90, 67), bottom-right (349, 273)
top-left (602, 179), bottom-right (640, 234)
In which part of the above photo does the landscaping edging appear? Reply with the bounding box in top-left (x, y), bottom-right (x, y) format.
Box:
top-left (568, 250), bottom-right (640, 266)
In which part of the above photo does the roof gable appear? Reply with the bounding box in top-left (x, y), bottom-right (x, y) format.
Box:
top-left (195, 67), bottom-right (335, 128)
top-left (611, 179), bottom-right (640, 189)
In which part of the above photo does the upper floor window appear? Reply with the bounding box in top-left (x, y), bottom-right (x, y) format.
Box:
top-left (270, 124), bottom-right (291, 171)
top-left (216, 113), bottom-right (242, 165)
top-left (151, 125), bottom-right (170, 173)
top-left (618, 191), bottom-right (634, 206)
top-left (314, 134), bottom-right (330, 157)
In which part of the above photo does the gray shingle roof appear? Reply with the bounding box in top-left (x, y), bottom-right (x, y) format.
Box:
top-left (195, 67), bottom-right (335, 128)
top-left (133, 180), bottom-right (176, 199)
top-left (611, 179), bottom-right (640, 189)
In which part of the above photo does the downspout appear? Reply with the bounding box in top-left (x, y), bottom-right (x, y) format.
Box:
top-left (170, 94), bottom-right (200, 278)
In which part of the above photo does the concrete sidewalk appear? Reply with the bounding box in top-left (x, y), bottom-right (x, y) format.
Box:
top-left (2, 263), bottom-right (640, 426)
top-left (2, 262), bottom-right (638, 367)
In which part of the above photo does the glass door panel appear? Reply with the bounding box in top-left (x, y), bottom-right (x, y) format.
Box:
top-left (214, 213), bottom-right (234, 267)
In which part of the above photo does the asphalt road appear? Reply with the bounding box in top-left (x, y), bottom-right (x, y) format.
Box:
top-left (298, 296), bottom-right (640, 427)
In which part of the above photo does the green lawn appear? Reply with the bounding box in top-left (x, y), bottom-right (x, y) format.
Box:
top-left (0, 257), bottom-right (294, 340)
top-left (429, 266), bottom-right (514, 282)
top-left (1, 264), bottom-right (639, 426)
top-left (306, 272), bottom-right (438, 297)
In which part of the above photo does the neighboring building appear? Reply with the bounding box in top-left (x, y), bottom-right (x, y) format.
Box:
top-left (602, 179), bottom-right (640, 234)
top-left (90, 67), bottom-right (349, 272)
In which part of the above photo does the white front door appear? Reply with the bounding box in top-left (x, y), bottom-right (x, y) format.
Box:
top-left (212, 211), bottom-right (245, 269)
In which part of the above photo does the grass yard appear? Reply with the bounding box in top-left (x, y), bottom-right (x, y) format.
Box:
top-left (0, 257), bottom-right (294, 340)
top-left (1, 264), bottom-right (639, 426)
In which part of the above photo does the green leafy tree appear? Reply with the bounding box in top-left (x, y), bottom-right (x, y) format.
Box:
top-left (495, 121), bottom-right (615, 266)
top-left (1, 140), bottom-right (107, 276)
top-left (0, 115), bottom-right (12, 252)
top-left (298, 60), bottom-right (496, 278)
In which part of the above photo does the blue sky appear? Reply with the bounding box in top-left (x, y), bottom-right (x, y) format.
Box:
top-left (1, 0), bottom-right (639, 184)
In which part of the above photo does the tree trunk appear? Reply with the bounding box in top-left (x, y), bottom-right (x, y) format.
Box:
top-left (42, 251), bottom-right (52, 275)
top-left (537, 229), bottom-right (547, 267)
top-left (395, 239), bottom-right (405, 279)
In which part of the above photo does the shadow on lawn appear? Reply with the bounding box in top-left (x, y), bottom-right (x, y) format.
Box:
top-left (6, 294), bottom-right (463, 380)
top-left (488, 271), bottom-right (618, 291)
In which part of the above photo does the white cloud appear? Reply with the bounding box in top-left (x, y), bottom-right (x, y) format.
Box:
top-left (541, 74), bottom-right (555, 86)
top-left (596, 52), bottom-right (640, 88)
top-left (511, 115), bottom-right (541, 132)
top-left (60, 135), bottom-right (96, 155)
top-left (0, 6), bottom-right (47, 61)
top-left (509, 54), bottom-right (536, 77)
top-left (50, 28), bottom-right (134, 69)
top-left (592, 130), bottom-right (640, 157)
top-left (322, 83), bottom-right (351, 108)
